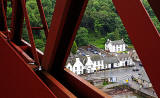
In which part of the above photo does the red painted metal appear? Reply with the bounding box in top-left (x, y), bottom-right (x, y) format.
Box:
top-left (36, 0), bottom-right (49, 37)
top-left (42, 0), bottom-right (72, 71)
top-left (1, 0), bottom-right (159, 97)
top-left (112, 0), bottom-right (160, 96)
top-left (0, 0), bottom-right (8, 32)
top-left (0, 33), bottom-right (56, 98)
top-left (21, 0), bottom-right (40, 66)
top-left (63, 68), bottom-right (111, 98)
top-left (10, 41), bottom-right (34, 63)
top-left (15, 40), bottom-right (78, 98)
top-left (41, 0), bottom-right (110, 97)
top-left (38, 71), bottom-right (77, 98)
top-left (147, 0), bottom-right (160, 21)
top-left (42, 0), bottom-right (88, 74)
top-left (1, 0), bottom-right (8, 32)
top-left (32, 27), bottom-right (44, 30)
top-left (10, 0), bottom-right (24, 44)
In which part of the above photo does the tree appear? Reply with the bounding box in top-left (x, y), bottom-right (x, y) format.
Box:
top-left (106, 31), bottom-right (120, 41)
top-left (71, 41), bottom-right (78, 54)
top-left (76, 27), bottom-right (89, 46)
top-left (35, 39), bottom-right (45, 51)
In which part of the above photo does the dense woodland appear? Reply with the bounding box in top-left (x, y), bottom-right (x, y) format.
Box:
top-left (7, 0), bottom-right (160, 52)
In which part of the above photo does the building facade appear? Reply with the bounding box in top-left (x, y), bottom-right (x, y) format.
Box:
top-left (105, 39), bottom-right (126, 52)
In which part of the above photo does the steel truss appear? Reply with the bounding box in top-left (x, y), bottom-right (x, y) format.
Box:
top-left (0, 0), bottom-right (159, 97)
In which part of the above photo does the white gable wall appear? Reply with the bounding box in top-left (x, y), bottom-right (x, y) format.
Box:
top-left (72, 58), bottom-right (84, 75)
top-left (85, 55), bottom-right (95, 73)
top-left (66, 63), bottom-right (73, 72)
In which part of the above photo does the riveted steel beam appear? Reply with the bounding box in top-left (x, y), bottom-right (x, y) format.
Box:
top-left (112, 0), bottom-right (160, 96)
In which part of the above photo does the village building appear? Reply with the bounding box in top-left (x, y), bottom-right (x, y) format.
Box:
top-left (130, 50), bottom-right (140, 62)
top-left (72, 57), bottom-right (84, 75)
top-left (65, 56), bottom-right (75, 72)
top-left (66, 43), bottom-right (135, 75)
top-left (117, 53), bottom-right (135, 67)
top-left (105, 39), bottom-right (126, 53)
top-left (103, 55), bottom-right (119, 69)
top-left (90, 54), bottom-right (104, 72)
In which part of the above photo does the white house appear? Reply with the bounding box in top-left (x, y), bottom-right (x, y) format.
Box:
top-left (85, 55), bottom-right (95, 73)
top-left (66, 63), bottom-right (73, 72)
top-left (103, 55), bottom-right (119, 68)
top-left (130, 50), bottom-right (140, 62)
top-left (90, 54), bottom-right (104, 72)
top-left (105, 39), bottom-right (126, 53)
top-left (66, 55), bottom-right (84, 75)
top-left (72, 58), bottom-right (84, 75)
top-left (117, 53), bottom-right (135, 67)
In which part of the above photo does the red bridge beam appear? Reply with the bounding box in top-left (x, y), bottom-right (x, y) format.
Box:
top-left (42, 0), bottom-right (109, 97)
top-left (42, 0), bottom-right (88, 76)
top-left (0, 0), bottom-right (8, 32)
top-left (0, 32), bottom-right (56, 98)
top-left (10, 0), bottom-right (24, 44)
top-left (112, 0), bottom-right (160, 96)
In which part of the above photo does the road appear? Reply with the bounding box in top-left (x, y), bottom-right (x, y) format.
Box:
top-left (81, 62), bottom-right (158, 98)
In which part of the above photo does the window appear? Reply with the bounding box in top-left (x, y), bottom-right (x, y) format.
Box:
top-left (80, 66), bottom-right (82, 70)
top-left (68, 67), bottom-right (70, 70)
top-left (75, 67), bottom-right (77, 70)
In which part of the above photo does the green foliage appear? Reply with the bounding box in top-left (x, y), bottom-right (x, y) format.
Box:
top-left (77, 0), bottom-right (159, 48)
top-left (106, 31), bottom-right (120, 41)
top-left (128, 45), bottom-right (134, 49)
top-left (7, 0), bottom-right (159, 51)
top-left (71, 41), bottom-right (78, 54)
top-left (75, 27), bottom-right (89, 46)
top-left (103, 81), bottom-right (107, 86)
top-left (35, 39), bottom-right (45, 52)
top-left (89, 37), bottom-right (105, 49)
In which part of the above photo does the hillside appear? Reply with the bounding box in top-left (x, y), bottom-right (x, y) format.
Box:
top-left (6, 0), bottom-right (159, 51)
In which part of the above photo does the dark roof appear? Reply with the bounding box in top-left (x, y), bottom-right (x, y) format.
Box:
top-left (79, 55), bottom-right (88, 65)
top-left (103, 56), bottom-right (119, 64)
top-left (106, 39), bottom-right (125, 45)
top-left (117, 53), bottom-right (130, 60)
top-left (90, 54), bottom-right (103, 61)
top-left (66, 57), bottom-right (76, 66)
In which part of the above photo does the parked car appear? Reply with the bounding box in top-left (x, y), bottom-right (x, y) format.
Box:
top-left (139, 63), bottom-right (143, 66)
top-left (132, 67), bottom-right (139, 71)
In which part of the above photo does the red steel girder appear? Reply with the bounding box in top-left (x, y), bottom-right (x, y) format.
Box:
top-left (42, 0), bottom-right (109, 97)
top-left (38, 71), bottom-right (77, 98)
top-left (63, 68), bottom-right (111, 98)
top-left (42, 0), bottom-right (88, 74)
top-left (112, 0), bottom-right (160, 96)
top-left (0, 33), bottom-right (56, 98)
top-left (36, 0), bottom-right (49, 38)
top-left (0, 33), bottom-right (76, 97)
top-left (21, 0), bottom-right (40, 66)
top-left (0, 0), bottom-right (8, 32)
top-left (10, 0), bottom-right (24, 44)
